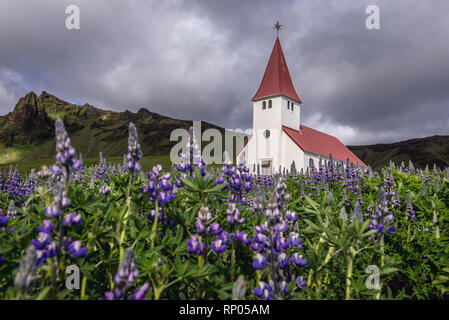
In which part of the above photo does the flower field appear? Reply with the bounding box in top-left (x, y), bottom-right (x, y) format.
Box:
top-left (1, 118), bottom-right (449, 300)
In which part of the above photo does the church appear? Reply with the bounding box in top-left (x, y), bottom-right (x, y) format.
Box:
top-left (238, 31), bottom-right (366, 175)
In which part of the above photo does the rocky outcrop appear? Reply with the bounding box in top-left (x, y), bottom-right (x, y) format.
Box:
top-left (0, 91), bottom-right (53, 145)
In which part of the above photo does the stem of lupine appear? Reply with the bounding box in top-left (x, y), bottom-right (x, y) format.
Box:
top-left (231, 238), bottom-right (236, 282)
top-left (307, 233), bottom-right (326, 287)
top-left (119, 167), bottom-right (135, 265)
top-left (376, 234), bottom-right (385, 300)
top-left (150, 200), bottom-right (159, 248)
top-left (345, 254), bottom-right (353, 300)
top-left (80, 276), bottom-right (87, 299)
top-left (119, 196), bottom-right (131, 265)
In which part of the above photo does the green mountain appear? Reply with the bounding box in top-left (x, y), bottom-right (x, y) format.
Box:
top-left (0, 91), bottom-right (227, 164)
top-left (347, 136), bottom-right (449, 171)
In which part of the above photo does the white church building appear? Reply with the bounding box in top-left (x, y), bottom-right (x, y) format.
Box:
top-left (237, 35), bottom-right (365, 174)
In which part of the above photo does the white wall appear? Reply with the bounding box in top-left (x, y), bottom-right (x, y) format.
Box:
top-left (281, 131), bottom-right (304, 172)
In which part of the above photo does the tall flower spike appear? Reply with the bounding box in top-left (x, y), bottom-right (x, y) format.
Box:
top-left (232, 275), bottom-right (247, 300)
top-left (352, 201), bottom-right (363, 223)
top-left (51, 118), bottom-right (82, 183)
top-left (127, 122), bottom-right (143, 174)
top-left (14, 246), bottom-right (38, 293)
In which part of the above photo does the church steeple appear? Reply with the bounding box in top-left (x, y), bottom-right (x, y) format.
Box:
top-left (252, 36), bottom-right (302, 104)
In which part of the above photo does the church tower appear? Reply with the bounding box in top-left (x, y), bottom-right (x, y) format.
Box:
top-left (248, 35), bottom-right (302, 174)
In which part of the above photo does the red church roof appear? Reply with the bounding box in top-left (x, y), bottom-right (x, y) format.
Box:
top-left (252, 37), bottom-right (302, 103)
top-left (283, 125), bottom-right (366, 166)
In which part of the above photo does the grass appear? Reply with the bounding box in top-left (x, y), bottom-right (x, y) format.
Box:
top-left (1, 155), bottom-right (173, 174)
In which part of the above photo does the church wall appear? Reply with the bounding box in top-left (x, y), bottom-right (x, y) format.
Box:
top-left (280, 96), bottom-right (300, 130)
top-left (252, 97), bottom-right (283, 131)
top-left (281, 131), bottom-right (304, 173)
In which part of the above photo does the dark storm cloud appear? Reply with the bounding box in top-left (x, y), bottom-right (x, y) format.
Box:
top-left (0, 0), bottom-right (448, 145)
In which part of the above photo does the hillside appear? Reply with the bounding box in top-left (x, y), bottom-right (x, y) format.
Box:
top-left (1, 91), bottom-right (448, 170)
top-left (0, 91), bottom-right (230, 163)
top-left (348, 135), bottom-right (449, 170)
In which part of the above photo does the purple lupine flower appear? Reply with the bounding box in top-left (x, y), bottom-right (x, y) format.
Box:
top-left (45, 242), bottom-right (59, 258)
top-left (0, 256), bottom-right (4, 267)
top-left (291, 253), bottom-right (307, 266)
top-left (68, 240), bottom-right (87, 258)
top-left (252, 253), bottom-right (267, 270)
top-left (288, 232), bottom-right (303, 247)
top-left (45, 205), bottom-right (60, 218)
top-left (211, 239), bottom-right (227, 253)
top-left (127, 122), bottom-right (143, 174)
top-left (129, 283), bottom-right (149, 300)
top-left (235, 231), bottom-right (251, 245)
top-left (52, 118), bottom-right (83, 183)
top-left (187, 235), bottom-right (204, 255)
top-left (208, 222), bottom-right (223, 235)
top-left (276, 252), bottom-right (289, 269)
top-left (254, 281), bottom-right (272, 300)
top-left (279, 280), bottom-right (289, 295)
top-left (0, 213), bottom-right (8, 228)
top-left (64, 212), bottom-right (83, 226)
top-left (114, 248), bottom-right (139, 287)
top-left (295, 275), bottom-right (307, 287)
top-left (38, 220), bottom-right (54, 234)
top-left (31, 232), bottom-right (51, 250)
top-left (14, 246), bottom-right (38, 292)
top-left (196, 220), bottom-right (205, 234)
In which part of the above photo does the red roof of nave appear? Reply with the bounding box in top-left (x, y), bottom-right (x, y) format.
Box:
top-left (283, 125), bottom-right (366, 166)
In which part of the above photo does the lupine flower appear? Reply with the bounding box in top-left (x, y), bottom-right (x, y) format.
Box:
top-left (64, 212), bottom-right (83, 226)
top-left (208, 222), bottom-right (223, 235)
top-left (127, 122), bottom-right (143, 174)
top-left (295, 275), bottom-right (307, 287)
top-left (235, 231), bottom-right (251, 245)
top-left (99, 182), bottom-right (111, 195)
top-left (31, 232), bottom-right (51, 250)
top-left (291, 253), bottom-right (307, 266)
top-left (211, 238), bottom-right (227, 253)
top-left (0, 212), bottom-right (8, 229)
top-left (68, 240), bottom-right (87, 258)
top-left (51, 118), bottom-right (83, 184)
top-left (187, 235), bottom-right (205, 255)
top-left (129, 283), bottom-right (150, 300)
top-left (14, 246), bottom-right (38, 292)
top-left (252, 253), bottom-right (267, 269)
top-left (276, 252), bottom-right (289, 268)
top-left (38, 220), bottom-right (54, 234)
top-left (102, 248), bottom-right (148, 300)
top-left (114, 248), bottom-right (139, 287)
top-left (288, 233), bottom-right (303, 247)
top-left (254, 281), bottom-right (273, 300)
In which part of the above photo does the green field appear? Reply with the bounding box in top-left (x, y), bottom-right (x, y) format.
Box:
top-left (1, 155), bottom-right (173, 174)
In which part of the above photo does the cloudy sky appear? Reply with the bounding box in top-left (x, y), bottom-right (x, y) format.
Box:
top-left (1, 0), bottom-right (449, 145)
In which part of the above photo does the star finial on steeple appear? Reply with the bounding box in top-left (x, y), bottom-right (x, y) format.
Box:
top-left (273, 21), bottom-right (282, 37)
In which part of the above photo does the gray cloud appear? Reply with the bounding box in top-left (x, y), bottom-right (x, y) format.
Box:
top-left (0, 0), bottom-right (448, 145)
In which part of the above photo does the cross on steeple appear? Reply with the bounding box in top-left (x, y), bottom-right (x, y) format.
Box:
top-left (273, 21), bottom-right (282, 37)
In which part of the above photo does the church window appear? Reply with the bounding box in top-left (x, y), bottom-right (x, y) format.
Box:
top-left (291, 103), bottom-right (294, 111)
top-left (263, 130), bottom-right (270, 138)
top-left (262, 101), bottom-right (266, 109)
top-left (287, 101), bottom-right (290, 109)
top-left (268, 100), bottom-right (272, 108)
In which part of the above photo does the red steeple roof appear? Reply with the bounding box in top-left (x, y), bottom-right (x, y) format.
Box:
top-left (252, 37), bottom-right (302, 103)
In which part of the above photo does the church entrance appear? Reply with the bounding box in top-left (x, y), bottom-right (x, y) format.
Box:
top-left (261, 159), bottom-right (272, 175)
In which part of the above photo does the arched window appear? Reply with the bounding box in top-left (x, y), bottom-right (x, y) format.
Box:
top-left (268, 100), bottom-right (272, 108)
top-left (291, 103), bottom-right (294, 111)
top-left (287, 101), bottom-right (290, 109)
top-left (262, 101), bottom-right (266, 110)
